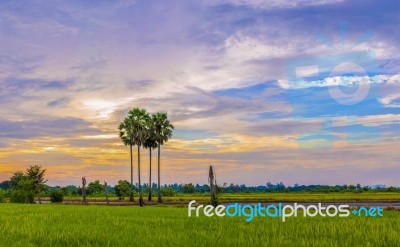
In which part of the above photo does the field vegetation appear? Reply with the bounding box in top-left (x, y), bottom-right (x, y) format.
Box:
top-left (0, 204), bottom-right (398, 246)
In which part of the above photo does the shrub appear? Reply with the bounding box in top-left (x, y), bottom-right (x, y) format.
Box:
top-left (182, 183), bottom-right (195, 193)
top-left (115, 180), bottom-right (132, 200)
top-left (10, 190), bottom-right (34, 204)
top-left (50, 190), bottom-right (64, 203)
top-left (161, 187), bottom-right (176, 197)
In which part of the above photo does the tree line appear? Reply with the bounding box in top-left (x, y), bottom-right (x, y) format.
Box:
top-left (2, 179), bottom-right (399, 204)
top-left (157, 182), bottom-right (400, 193)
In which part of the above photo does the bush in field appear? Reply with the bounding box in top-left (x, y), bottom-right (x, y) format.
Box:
top-left (50, 190), bottom-right (64, 203)
top-left (183, 183), bottom-right (195, 193)
top-left (10, 190), bottom-right (34, 204)
top-left (115, 180), bottom-right (132, 200)
top-left (87, 180), bottom-right (104, 196)
top-left (161, 187), bottom-right (176, 197)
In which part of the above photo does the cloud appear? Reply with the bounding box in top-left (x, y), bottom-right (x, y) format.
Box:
top-left (209, 0), bottom-right (344, 10)
top-left (71, 56), bottom-right (108, 72)
top-left (0, 54), bottom-right (42, 80)
top-left (47, 97), bottom-right (70, 108)
top-left (1, 77), bottom-right (72, 94)
top-left (0, 116), bottom-right (100, 139)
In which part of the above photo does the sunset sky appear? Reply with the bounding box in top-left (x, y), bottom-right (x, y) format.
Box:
top-left (0, 0), bottom-right (399, 186)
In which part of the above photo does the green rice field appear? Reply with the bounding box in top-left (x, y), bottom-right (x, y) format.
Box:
top-left (0, 204), bottom-right (399, 246)
top-left (39, 192), bottom-right (400, 205)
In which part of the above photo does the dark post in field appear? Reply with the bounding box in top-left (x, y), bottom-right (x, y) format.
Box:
top-left (209, 166), bottom-right (218, 207)
top-left (82, 177), bottom-right (87, 205)
top-left (104, 181), bottom-right (109, 205)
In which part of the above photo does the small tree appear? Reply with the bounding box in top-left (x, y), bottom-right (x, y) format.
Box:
top-left (26, 165), bottom-right (47, 204)
top-left (9, 171), bottom-right (35, 203)
top-left (62, 185), bottom-right (79, 196)
top-left (115, 180), bottom-right (132, 200)
top-left (87, 180), bottom-right (104, 195)
top-left (160, 187), bottom-right (176, 197)
top-left (9, 166), bottom-right (47, 204)
top-left (10, 171), bottom-right (26, 189)
top-left (183, 183), bottom-right (195, 193)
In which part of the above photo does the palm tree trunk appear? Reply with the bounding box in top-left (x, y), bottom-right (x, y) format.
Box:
top-left (157, 142), bottom-right (163, 203)
top-left (130, 144), bottom-right (134, 202)
top-left (148, 148), bottom-right (152, 202)
top-left (138, 145), bottom-right (143, 207)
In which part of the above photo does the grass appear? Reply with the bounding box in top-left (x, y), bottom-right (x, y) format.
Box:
top-left (173, 192), bottom-right (400, 203)
top-left (0, 203), bottom-right (399, 246)
top-left (47, 192), bottom-right (400, 204)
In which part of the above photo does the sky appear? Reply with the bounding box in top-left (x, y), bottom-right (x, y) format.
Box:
top-left (0, 0), bottom-right (399, 186)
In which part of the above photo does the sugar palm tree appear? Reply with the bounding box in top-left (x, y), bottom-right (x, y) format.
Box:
top-left (152, 112), bottom-right (174, 203)
top-left (143, 122), bottom-right (157, 202)
top-left (119, 117), bottom-right (135, 202)
top-left (127, 107), bottom-right (150, 207)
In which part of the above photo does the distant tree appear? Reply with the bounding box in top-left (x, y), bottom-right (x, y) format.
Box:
top-left (0, 180), bottom-right (10, 190)
top-left (266, 182), bottom-right (274, 192)
top-left (160, 187), bottom-right (176, 197)
top-left (26, 165), bottom-right (47, 204)
top-left (61, 185), bottom-right (79, 196)
top-left (87, 180), bottom-right (104, 195)
top-left (10, 171), bottom-right (26, 189)
top-left (8, 166), bottom-right (47, 204)
top-left (348, 185), bottom-right (356, 191)
top-left (183, 183), bottom-right (195, 193)
top-left (9, 171), bottom-right (34, 203)
top-left (202, 184), bottom-right (211, 193)
top-left (115, 180), bottom-right (132, 200)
